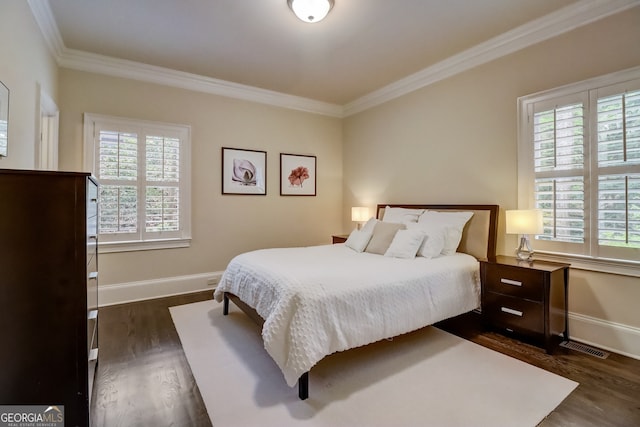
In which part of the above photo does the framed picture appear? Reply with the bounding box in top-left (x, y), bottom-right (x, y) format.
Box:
top-left (221, 147), bottom-right (267, 195)
top-left (280, 153), bottom-right (316, 196)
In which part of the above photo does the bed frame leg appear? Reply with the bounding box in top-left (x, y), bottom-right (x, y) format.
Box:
top-left (298, 372), bottom-right (309, 400)
top-left (223, 293), bottom-right (229, 315)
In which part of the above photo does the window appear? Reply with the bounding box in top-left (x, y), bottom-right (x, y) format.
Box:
top-left (518, 67), bottom-right (640, 270)
top-left (84, 114), bottom-right (191, 252)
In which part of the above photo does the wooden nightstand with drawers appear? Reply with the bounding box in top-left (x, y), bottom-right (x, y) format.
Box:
top-left (332, 234), bottom-right (349, 244)
top-left (480, 255), bottom-right (569, 354)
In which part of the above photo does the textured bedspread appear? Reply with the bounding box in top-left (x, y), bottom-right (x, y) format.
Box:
top-left (213, 244), bottom-right (480, 387)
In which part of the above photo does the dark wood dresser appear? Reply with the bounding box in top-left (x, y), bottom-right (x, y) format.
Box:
top-left (0, 169), bottom-right (99, 427)
top-left (480, 255), bottom-right (569, 353)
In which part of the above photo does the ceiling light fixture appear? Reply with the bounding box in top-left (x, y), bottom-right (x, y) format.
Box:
top-left (287, 0), bottom-right (334, 23)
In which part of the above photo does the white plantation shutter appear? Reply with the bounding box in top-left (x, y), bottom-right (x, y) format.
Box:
top-left (533, 102), bottom-right (586, 247)
top-left (97, 130), bottom-right (139, 234)
top-left (533, 104), bottom-right (584, 172)
top-left (146, 135), bottom-right (180, 182)
top-left (534, 177), bottom-right (585, 244)
top-left (518, 70), bottom-right (640, 266)
top-left (99, 185), bottom-right (137, 234)
top-left (146, 186), bottom-right (179, 232)
top-left (84, 114), bottom-right (191, 251)
top-left (595, 87), bottom-right (640, 255)
top-left (145, 135), bottom-right (180, 233)
top-left (598, 174), bottom-right (640, 248)
top-left (597, 91), bottom-right (640, 167)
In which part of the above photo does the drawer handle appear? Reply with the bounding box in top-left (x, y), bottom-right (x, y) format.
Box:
top-left (501, 307), bottom-right (523, 317)
top-left (89, 272), bottom-right (98, 280)
top-left (500, 278), bottom-right (522, 287)
top-left (89, 234), bottom-right (98, 240)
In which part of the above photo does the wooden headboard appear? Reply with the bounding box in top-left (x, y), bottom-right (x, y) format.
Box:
top-left (376, 204), bottom-right (499, 261)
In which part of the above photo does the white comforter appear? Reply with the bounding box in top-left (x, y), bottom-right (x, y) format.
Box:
top-left (213, 244), bottom-right (480, 387)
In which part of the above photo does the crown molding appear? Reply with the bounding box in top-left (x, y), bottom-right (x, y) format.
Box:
top-left (29, 0), bottom-right (639, 119)
top-left (27, 0), bottom-right (65, 58)
top-left (343, 0), bottom-right (640, 116)
top-left (57, 48), bottom-right (344, 117)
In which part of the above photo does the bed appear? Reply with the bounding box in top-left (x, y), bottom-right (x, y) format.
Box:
top-left (213, 204), bottom-right (499, 399)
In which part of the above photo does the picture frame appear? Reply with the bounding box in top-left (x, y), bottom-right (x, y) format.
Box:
top-left (221, 147), bottom-right (267, 195)
top-left (280, 153), bottom-right (317, 196)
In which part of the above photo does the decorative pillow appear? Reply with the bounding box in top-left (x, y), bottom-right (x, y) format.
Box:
top-left (406, 222), bottom-right (446, 259)
top-left (384, 229), bottom-right (426, 259)
top-left (365, 221), bottom-right (406, 255)
top-left (344, 229), bottom-right (373, 253)
top-left (382, 206), bottom-right (425, 224)
top-left (417, 211), bottom-right (474, 255)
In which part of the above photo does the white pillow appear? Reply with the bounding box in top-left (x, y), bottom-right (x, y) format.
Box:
top-left (361, 217), bottom-right (378, 234)
top-left (418, 211), bottom-right (474, 255)
top-left (382, 206), bottom-right (425, 224)
top-left (384, 229), bottom-right (425, 259)
top-left (441, 227), bottom-right (464, 256)
top-left (406, 222), bottom-right (446, 259)
top-left (344, 229), bottom-right (373, 253)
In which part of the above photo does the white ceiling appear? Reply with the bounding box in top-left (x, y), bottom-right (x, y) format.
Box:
top-left (33, 0), bottom-right (638, 114)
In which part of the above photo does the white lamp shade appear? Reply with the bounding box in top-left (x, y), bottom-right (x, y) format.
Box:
top-left (288, 0), bottom-right (334, 23)
top-left (351, 207), bottom-right (369, 222)
top-left (506, 209), bottom-right (543, 235)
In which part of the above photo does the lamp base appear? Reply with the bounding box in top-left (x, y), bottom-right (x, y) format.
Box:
top-left (515, 236), bottom-right (534, 261)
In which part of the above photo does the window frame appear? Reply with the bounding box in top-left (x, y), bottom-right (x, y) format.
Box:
top-left (83, 113), bottom-right (192, 253)
top-left (517, 66), bottom-right (640, 277)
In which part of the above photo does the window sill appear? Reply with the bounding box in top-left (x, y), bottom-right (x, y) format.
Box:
top-left (98, 238), bottom-right (191, 253)
top-left (533, 252), bottom-right (640, 278)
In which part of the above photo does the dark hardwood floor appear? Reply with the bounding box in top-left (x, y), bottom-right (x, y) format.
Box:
top-left (437, 314), bottom-right (640, 427)
top-left (92, 291), bottom-right (640, 427)
top-left (91, 292), bottom-right (213, 427)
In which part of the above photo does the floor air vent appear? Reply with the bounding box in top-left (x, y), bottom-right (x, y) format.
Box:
top-left (560, 341), bottom-right (609, 359)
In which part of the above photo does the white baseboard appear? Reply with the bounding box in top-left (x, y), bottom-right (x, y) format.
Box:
top-left (98, 271), bottom-right (223, 307)
top-left (568, 311), bottom-right (640, 360)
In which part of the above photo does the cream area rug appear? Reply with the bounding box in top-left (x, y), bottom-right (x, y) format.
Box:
top-left (170, 300), bottom-right (578, 427)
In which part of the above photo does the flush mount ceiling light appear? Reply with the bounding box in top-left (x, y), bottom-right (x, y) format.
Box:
top-left (287, 0), bottom-right (334, 23)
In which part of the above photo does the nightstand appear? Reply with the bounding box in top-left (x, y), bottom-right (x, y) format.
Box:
top-left (332, 234), bottom-right (349, 244)
top-left (480, 255), bottom-right (569, 353)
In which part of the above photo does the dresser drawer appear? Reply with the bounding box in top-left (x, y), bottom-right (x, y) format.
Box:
top-left (87, 181), bottom-right (98, 217)
top-left (87, 214), bottom-right (97, 238)
top-left (87, 252), bottom-right (97, 277)
top-left (483, 292), bottom-right (544, 334)
top-left (484, 264), bottom-right (544, 301)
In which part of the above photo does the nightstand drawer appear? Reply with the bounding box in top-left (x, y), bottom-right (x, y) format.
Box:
top-left (484, 265), bottom-right (544, 301)
top-left (483, 292), bottom-right (544, 334)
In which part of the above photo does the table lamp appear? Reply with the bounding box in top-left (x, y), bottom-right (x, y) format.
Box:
top-left (351, 207), bottom-right (369, 230)
top-left (506, 209), bottom-right (543, 261)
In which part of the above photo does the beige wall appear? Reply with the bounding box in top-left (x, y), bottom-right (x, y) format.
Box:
top-left (58, 70), bottom-right (343, 286)
top-left (0, 1), bottom-right (58, 169)
top-left (343, 7), bottom-right (640, 347)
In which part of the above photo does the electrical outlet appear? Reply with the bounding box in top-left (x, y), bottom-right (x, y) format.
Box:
top-left (207, 277), bottom-right (220, 286)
